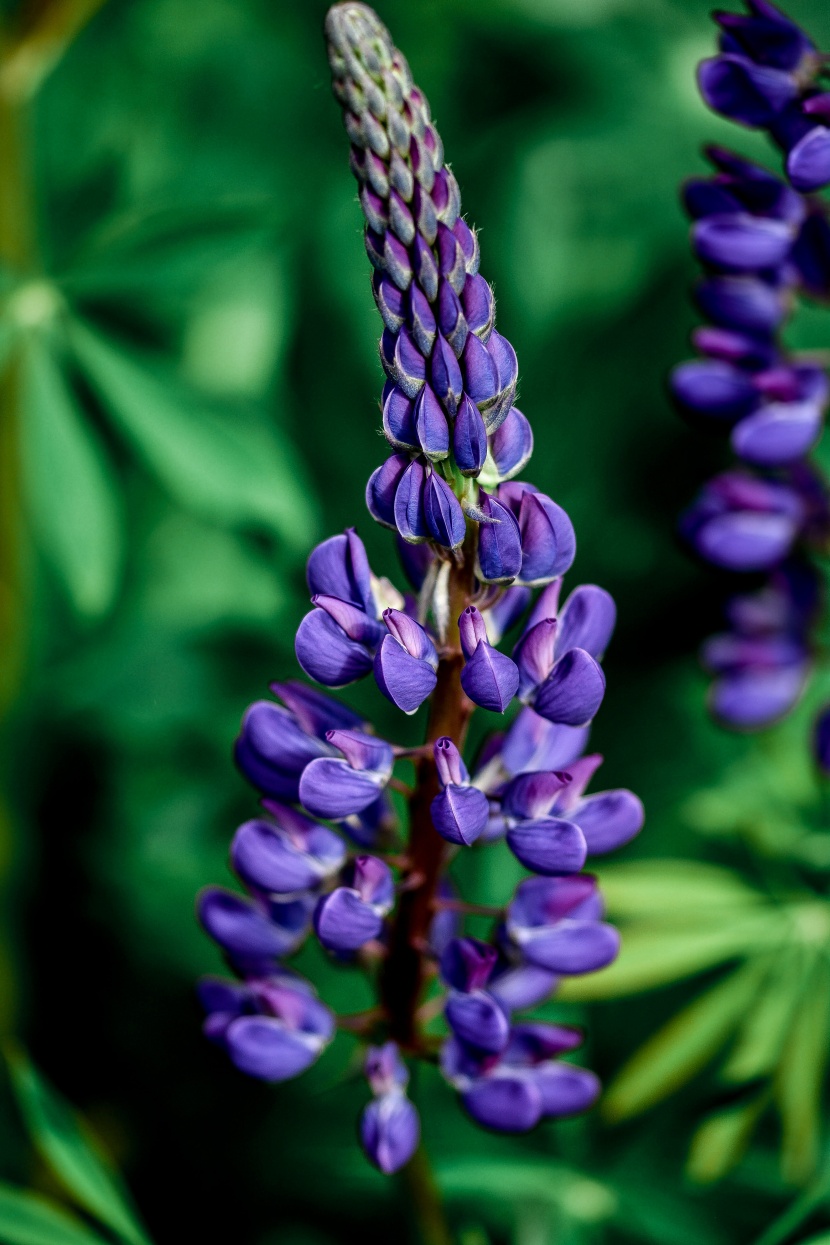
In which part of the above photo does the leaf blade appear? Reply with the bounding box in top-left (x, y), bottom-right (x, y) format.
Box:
top-left (0, 1184), bottom-right (108, 1245)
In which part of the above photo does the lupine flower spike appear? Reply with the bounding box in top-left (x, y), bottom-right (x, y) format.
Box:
top-left (196, 3), bottom-right (642, 1172)
top-left (673, 1), bottom-right (830, 736)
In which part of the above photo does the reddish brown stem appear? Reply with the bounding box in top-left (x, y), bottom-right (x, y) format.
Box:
top-left (380, 543), bottom-right (476, 1049)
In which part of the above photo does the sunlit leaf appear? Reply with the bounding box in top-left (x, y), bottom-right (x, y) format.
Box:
top-left (5, 1046), bottom-right (152, 1245)
top-left (19, 337), bottom-right (123, 616)
top-left (0, 1184), bottom-right (107, 1245)
top-left (721, 950), bottom-right (806, 1084)
top-left (776, 956), bottom-right (830, 1185)
top-left (558, 913), bottom-right (783, 1001)
top-left (599, 860), bottom-right (763, 919)
top-left (603, 959), bottom-right (770, 1121)
top-left (686, 1094), bottom-right (767, 1185)
top-left (68, 317), bottom-right (315, 550)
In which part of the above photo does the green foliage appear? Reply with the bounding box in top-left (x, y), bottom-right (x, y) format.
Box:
top-left (0, 1184), bottom-right (108, 1245)
top-left (5, 1047), bottom-right (152, 1245)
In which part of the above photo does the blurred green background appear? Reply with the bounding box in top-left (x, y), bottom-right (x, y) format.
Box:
top-left (2, 0), bottom-right (830, 1242)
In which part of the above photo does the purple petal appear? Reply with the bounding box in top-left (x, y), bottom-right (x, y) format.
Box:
top-left (458, 605), bottom-right (490, 659)
top-left (435, 737), bottom-right (468, 787)
top-left (351, 854), bottom-right (395, 910)
top-left (307, 530), bottom-right (374, 613)
top-left (514, 619), bottom-right (558, 698)
top-left (462, 272), bottom-right (495, 340)
top-left (231, 819), bottom-right (329, 894)
top-left (431, 334), bottom-right (463, 417)
top-left (314, 887), bottom-right (384, 952)
top-left (440, 937), bottom-right (498, 992)
top-left (709, 662), bottom-right (807, 728)
top-left (461, 641), bottom-right (520, 714)
top-left (462, 1075), bottom-right (543, 1133)
top-left (431, 783), bottom-right (490, 846)
top-left (424, 471), bottom-right (466, 549)
top-left (692, 213), bottom-right (795, 271)
top-left (488, 965), bottom-right (559, 1013)
top-left (693, 510), bottom-right (799, 570)
top-left (485, 330), bottom-right (519, 430)
top-left (311, 595), bottom-right (384, 646)
top-left (382, 386), bottom-right (418, 451)
top-left (446, 991), bottom-right (510, 1054)
top-left (696, 275), bottom-right (786, 332)
top-left (461, 331), bottom-right (499, 411)
top-left (394, 458), bottom-right (430, 543)
top-left (571, 790), bottom-right (645, 855)
top-left (374, 635), bottom-right (437, 714)
top-left (373, 273), bottom-right (405, 333)
top-left (519, 919), bottom-right (620, 973)
top-left (326, 729), bottom-right (393, 775)
top-left (505, 1023), bottom-right (583, 1063)
top-left (225, 1015), bottom-right (322, 1082)
top-left (509, 874), bottom-right (601, 928)
top-left (384, 609), bottom-right (438, 665)
top-left (360, 1093), bottom-right (420, 1174)
top-left (490, 408), bottom-right (534, 481)
top-left (295, 608), bottom-right (375, 688)
top-left (506, 817), bottom-right (587, 875)
top-left (198, 888), bottom-right (287, 960)
top-left (671, 359), bottom-right (759, 420)
top-left (697, 55), bottom-right (797, 127)
top-left (731, 401), bottom-right (823, 465)
top-left (235, 701), bottom-right (329, 800)
top-left (787, 125), bottom-right (830, 193)
top-left (518, 492), bottom-right (577, 585)
top-left (299, 757), bottom-right (386, 820)
top-left (367, 454), bottom-right (411, 527)
top-left (272, 681), bottom-right (363, 737)
top-left (477, 492), bottom-right (522, 585)
top-left (556, 586), bottom-right (616, 660)
top-left (414, 385), bottom-right (450, 461)
top-left (454, 393), bottom-right (488, 477)
top-left (501, 709), bottom-right (589, 776)
top-left (409, 285), bottom-right (437, 355)
top-left (365, 1042), bottom-right (409, 1095)
top-left (534, 649), bottom-right (606, 727)
top-left (536, 1064), bottom-right (600, 1117)
top-left (503, 770), bottom-right (570, 821)
top-left (437, 280), bottom-right (468, 355)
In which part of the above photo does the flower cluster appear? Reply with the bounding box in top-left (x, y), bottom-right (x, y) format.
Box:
top-left (196, 2), bottom-right (642, 1175)
top-left (699, 0), bottom-right (830, 192)
top-left (672, 3), bottom-right (830, 733)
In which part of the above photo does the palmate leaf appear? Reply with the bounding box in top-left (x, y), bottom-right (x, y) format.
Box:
top-left (67, 317), bottom-right (316, 552)
top-left (19, 336), bottom-right (124, 617)
top-left (686, 1093), bottom-right (768, 1185)
top-left (603, 958), bottom-right (771, 1122)
top-left (776, 956), bottom-right (830, 1185)
top-left (722, 949), bottom-right (807, 1084)
top-left (5, 1047), bottom-right (152, 1245)
top-left (0, 1183), bottom-right (107, 1245)
top-left (557, 910), bottom-right (783, 1001)
top-left (597, 860), bottom-right (764, 919)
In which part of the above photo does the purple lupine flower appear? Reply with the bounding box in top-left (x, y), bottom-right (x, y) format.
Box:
top-left (697, 1), bottom-right (830, 193)
top-left (431, 737), bottom-right (490, 845)
top-left (314, 855), bottom-right (394, 952)
top-left (199, 972), bottom-right (335, 1082)
top-left (440, 938), bottom-right (511, 1054)
top-left (673, 4), bottom-right (830, 737)
top-left (441, 1024), bottom-right (599, 1133)
top-left (360, 1044), bottom-right (420, 1173)
top-left (197, 3), bottom-right (640, 1175)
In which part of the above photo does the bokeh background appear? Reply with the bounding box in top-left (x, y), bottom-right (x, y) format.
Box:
top-left (2, 0), bottom-right (830, 1242)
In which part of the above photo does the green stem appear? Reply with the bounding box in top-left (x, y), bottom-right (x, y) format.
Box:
top-left (402, 1145), bottom-right (453, 1245)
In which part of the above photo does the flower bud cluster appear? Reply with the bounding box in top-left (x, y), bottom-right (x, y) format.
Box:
top-left (195, 2), bottom-right (642, 1175)
top-left (673, 5), bottom-right (830, 732)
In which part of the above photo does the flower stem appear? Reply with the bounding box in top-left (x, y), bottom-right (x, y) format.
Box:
top-left (402, 1145), bottom-right (453, 1245)
top-left (380, 539), bottom-right (475, 1048)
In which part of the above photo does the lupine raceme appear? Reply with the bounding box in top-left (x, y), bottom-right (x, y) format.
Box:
top-left (672, 0), bottom-right (830, 743)
top-left (196, 3), bottom-right (643, 1177)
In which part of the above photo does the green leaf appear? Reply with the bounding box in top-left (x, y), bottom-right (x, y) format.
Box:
top-left (68, 317), bottom-right (316, 550)
top-left (776, 957), bottom-right (830, 1185)
top-left (557, 912), bottom-right (783, 1001)
top-left (603, 958), bottom-right (770, 1121)
top-left (0, 1184), bottom-right (108, 1245)
top-left (19, 338), bottom-right (123, 616)
top-left (5, 1047), bottom-right (152, 1245)
top-left (686, 1094), bottom-right (767, 1185)
top-left (437, 1158), bottom-right (618, 1223)
top-left (721, 950), bottom-right (806, 1083)
top-left (598, 860), bottom-right (763, 920)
